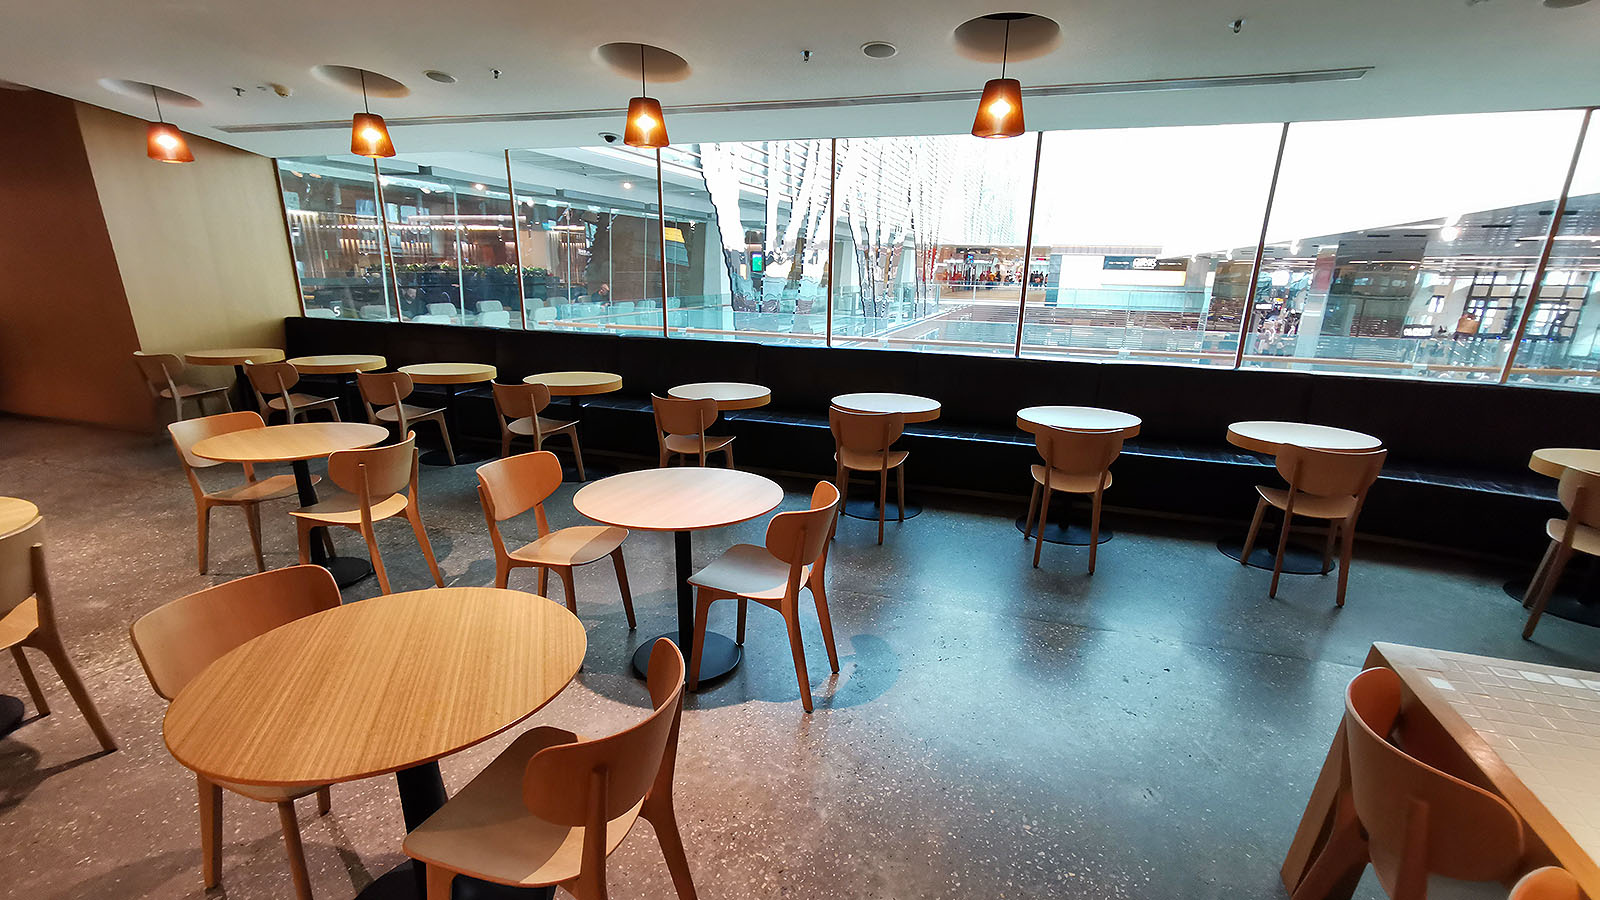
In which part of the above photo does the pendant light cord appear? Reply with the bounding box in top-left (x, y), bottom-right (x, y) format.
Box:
top-left (1001, 20), bottom-right (1010, 80)
top-left (360, 69), bottom-right (371, 114)
top-left (639, 45), bottom-right (647, 95)
top-left (151, 85), bottom-right (164, 123)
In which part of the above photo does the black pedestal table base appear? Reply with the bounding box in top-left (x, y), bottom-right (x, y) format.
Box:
top-left (1503, 560), bottom-right (1600, 627)
top-left (1016, 514), bottom-right (1113, 546)
top-left (420, 382), bottom-right (488, 467)
top-left (841, 483), bottom-right (923, 521)
top-left (633, 529), bottom-right (742, 686)
top-left (0, 694), bottom-right (25, 737)
top-left (1217, 535), bottom-right (1334, 575)
top-left (293, 459), bottom-right (373, 588)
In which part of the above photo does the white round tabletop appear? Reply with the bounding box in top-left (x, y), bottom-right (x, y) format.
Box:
top-left (831, 392), bottom-right (941, 424)
top-left (1226, 421), bottom-right (1382, 454)
top-left (523, 371), bottom-right (623, 396)
top-left (1530, 448), bottom-right (1600, 479)
top-left (1017, 406), bottom-right (1141, 437)
top-left (669, 382), bottom-right (772, 410)
top-left (574, 468), bottom-right (783, 533)
top-left (192, 422), bottom-right (389, 464)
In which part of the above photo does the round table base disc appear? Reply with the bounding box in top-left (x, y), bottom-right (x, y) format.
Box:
top-left (842, 495), bottom-right (923, 521)
top-left (323, 556), bottom-right (374, 589)
top-left (633, 631), bottom-right (742, 684)
top-left (1502, 576), bottom-right (1600, 628)
top-left (1015, 515), bottom-right (1114, 546)
top-left (1217, 536), bottom-right (1334, 575)
top-left (0, 694), bottom-right (25, 737)
top-left (420, 449), bottom-right (490, 468)
top-left (357, 861), bottom-right (554, 899)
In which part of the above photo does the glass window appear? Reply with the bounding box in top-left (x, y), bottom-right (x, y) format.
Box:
top-left (831, 134), bottom-right (1037, 355)
top-left (1247, 110), bottom-right (1587, 381)
top-left (665, 140), bottom-right (832, 346)
top-left (507, 147), bottom-right (662, 335)
top-left (1026, 124), bottom-right (1284, 366)
top-left (278, 156), bottom-right (393, 320)
top-left (1509, 115), bottom-right (1600, 390)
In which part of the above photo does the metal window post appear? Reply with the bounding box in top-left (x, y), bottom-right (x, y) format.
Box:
top-left (1014, 130), bottom-right (1045, 358)
top-left (826, 138), bottom-right (838, 348)
top-left (1232, 122), bottom-right (1291, 370)
top-left (505, 150), bottom-right (529, 330)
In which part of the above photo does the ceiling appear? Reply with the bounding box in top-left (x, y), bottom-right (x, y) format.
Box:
top-left (3, 0), bottom-right (1598, 158)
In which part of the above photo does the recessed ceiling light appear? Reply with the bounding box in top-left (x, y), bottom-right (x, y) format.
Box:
top-left (861, 41), bottom-right (898, 59)
top-left (622, 181), bottom-right (635, 190)
top-left (424, 70), bottom-right (457, 84)
top-left (472, 183), bottom-right (486, 191)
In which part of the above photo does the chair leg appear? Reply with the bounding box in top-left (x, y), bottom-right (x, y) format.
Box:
top-left (723, 442), bottom-right (735, 470)
top-left (642, 795), bottom-right (699, 900)
top-left (1334, 519), bottom-right (1357, 608)
top-left (425, 865), bottom-right (456, 900)
top-left (1522, 541), bottom-right (1559, 609)
top-left (784, 603), bottom-right (815, 713)
top-left (811, 581), bottom-right (840, 673)
top-left (569, 431), bottom-right (586, 482)
top-left (296, 521), bottom-right (314, 566)
top-left (1270, 510), bottom-right (1294, 598)
top-left (361, 523), bottom-right (392, 595)
top-left (556, 565), bottom-right (578, 614)
top-left (242, 504), bottom-right (266, 573)
top-left (1033, 484), bottom-right (1052, 568)
top-left (1087, 489), bottom-right (1104, 575)
top-left (687, 589), bottom-right (714, 691)
top-left (197, 503), bottom-right (212, 574)
top-left (834, 464), bottom-right (849, 540)
top-left (1241, 497), bottom-right (1268, 566)
top-left (198, 775), bottom-right (223, 889)
top-left (494, 555), bottom-right (511, 590)
top-left (736, 598), bottom-right (748, 644)
top-left (538, 566), bottom-right (550, 596)
top-left (320, 528), bottom-right (336, 558)
top-left (275, 801), bottom-right (314, 900)
top-left (36, 635), bottom-right (115, 751)
top-left (1289, 796), bottom-right (1369, 900)
top-left (405, 504), bottom-right (444, 588)
top-left (10, 646), bottom-right (49, 716)
top-left (434, 416), bottom-right (457, 467)
top-left (896, 465), bottom-right (906, 522)
top-left (1524, 543), bottom-right (1574, 639)
top-left (500, 431), bottom-right (512, 458)
top-left (1024, 480), bottom-right (1041, 540)
top-left (316, 786), bottom-right (331, 816)
top-left (876, 469), bottom-right (888, 545)
top-left (1322, 522), bottom-right (1338, 576)
top-left (611, 549), bottom-right (636, 629)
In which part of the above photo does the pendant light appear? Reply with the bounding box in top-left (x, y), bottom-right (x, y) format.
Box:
top-left (624, 45), bottom-right (669, 149)
top-left (351, 70), bottom-right (395, 158)
top-left (146, 86), bottom-right (194, 163)
top-left (972, 16), bottom-right (1025, 139)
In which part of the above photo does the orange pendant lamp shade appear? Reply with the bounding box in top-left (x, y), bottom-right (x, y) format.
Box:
top-left (972, 78), bottom-right (1025, 139)
top-left (351, 112), bottom-right (396, 158)
top-left (625, 96), bottom-right (669, 148)
top-left (146, 122), bottom-right (194, 163)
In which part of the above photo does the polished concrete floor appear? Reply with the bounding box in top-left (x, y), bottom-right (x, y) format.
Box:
top-left (2, 414), bottom-right (1597, 900)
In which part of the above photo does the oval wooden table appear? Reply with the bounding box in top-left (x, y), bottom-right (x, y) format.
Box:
top-left (0, 496), bottom-right (41, 735)
top-left (193, 422), bottom-right (389, 587)
top-left (1015, 406), bottom-right (1143, 546)
top-left (574, 467), bottom-right (783, 683)
top-left (1219, 420), bottom-right (1383, 574)
top-left (185, 347), bottom-right (287, 414)
top-left (399, 363), bottom-right (498, 467)
top-left (830, 393), bottom-right (940, 521)
top-left (1507, 447), bottom-right (1600, 623)
top-left (669, 382), bottom-right (772, 411)
top-left (165, 587), bottom-right (585, 900)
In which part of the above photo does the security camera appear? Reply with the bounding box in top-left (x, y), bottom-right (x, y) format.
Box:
top-left (599, 132), bottom-right (621, 144)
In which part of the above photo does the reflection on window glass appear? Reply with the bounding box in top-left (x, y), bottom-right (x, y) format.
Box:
top-left (665, 141), bottom-right (831, 345)
top-left (378, 153), bottom-right (518, 327)
top-left (1510, 115), bottom-right (1600, 388)
top-left (279, 156), bottom-right (393, 320)
top-left (508, 148), bottom-right (662, 335)
top-left (1026, 124), bottom-right (1283, 366)
top-left (1248, 110), bottom-right (1586, 381)
top-left (832, 134), bottom-right (1036, 354)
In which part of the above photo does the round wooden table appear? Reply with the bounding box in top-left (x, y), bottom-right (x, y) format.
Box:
top-left (574, 468), bottom-right (783, 683)
top-left (1507, 448), bottom-right (1600, 624)
top-left (165, 587), bottom-right (585, 900)
top-left (0, 496), bottom-right (40, 735)
top-left (399, 363), bottom-right (498, 466)
top-left (669, 382), bottom-right (772, 411)
top-left (185, 348), bottom-right (287, 414)
top-left (1015, 407), bottom-right (1143, 546)
top-left (831, 393), bottom-right (940, 520)
top-left (1220, 420), bottom-right (1382, 574)
top-left (193, 422), bottom-right (389, 587)
top-left (1529, 448), bottom-right (1600, 480)
top-left (285, 354), bottom-right (387, 375)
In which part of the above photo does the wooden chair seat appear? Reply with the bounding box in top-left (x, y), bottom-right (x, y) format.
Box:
top-left (663, 433), bottom-right (734, 456)
top-left (404, 727), bottom-right (645, 889)
top-left (267, 393), bottom-right (337, 413)
top-left (0, 597), bottom-right (38, 650)
top-left (213, 777), bottom-right (328, 806)
top-left (375, 402), bottom-right (446, 424)
top-left (161, 383), bottom-right (230, 401)
top-left (508, 525), bottom-right (628, 568)
top-left (1544, 517), bottom-right (1600, 556)
top-left (206, 473), bottom-right (304, 505)
top-left (837, 447), bottom-right (908, 471)
top-left (290, 490), bottom-right (409, 526)
top-left (688, 544), bottom-right (813, 602)
top-left (1257, 486), bottom-right (1359, 521)
top-left (507, 416), bottom-right (576, 437)
top-left (1030, 463), bottom-right (1112, 495)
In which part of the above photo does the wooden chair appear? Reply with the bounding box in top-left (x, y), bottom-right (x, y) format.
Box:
top-left (687, 481), bottom-right (841, 712)
top-left (357, 370), bottom-right (455, 466)
top-left (477, 451), bottom-right (635, 628)
top-left (1522, 468), bottom-right (1600, 639)
top-left (403, 638), bottom-right (697, 900)
top-left (0, 515), bottom-right (117, 752)
top-left (492, 382), bottom-right (585, 480)
top-left (290, 433), bottom-right (443, 595)
top-left (1240, 444), bottom-right (1387, 606)
top-left (1022, 426), bottom-right (1123, 572)
top-left (1291, 667), bottom-right (1523, 900)
top-left (133, 351), bottom-right (231, 421)
top-left (1509, 868), bottom-right (1581, 900)
top-left (168, 411), bottom-right (313, 574)
top-left (245, 360), bottom-right (340, 424)
top-left (652, 393), bottom-right (734, 468)
top-left (829, 405), bottom-right (906, 545)
top-left (129, 565), bottom-right (339, 900)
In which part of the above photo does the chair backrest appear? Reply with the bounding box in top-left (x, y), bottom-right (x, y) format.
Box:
top-left (479, 310), bottom-right (512, 328)
top-left (1033, 426), bottom-right (1124, 479)
top-left (133, 351), bottom-right (183, 393)
top-left (306, 307), bottom-right (339, 319)
top-left (358, 370), bottom-right (415, 409)
top-left (1509, 867), bottom-right (1582, 900)
top-left (613, 301), bottom-right (636, 314)
top-left (413, 314), bottom-right (451, 325)
top-left (1557, 468), bottom-right (1600, 528)
top-left (653, 394), bottom-right (719, 437)
top-left (478, 300), bottom-right (504, 313)
top-left (358, 304), bottom-right (389, 320)
top-left (492, 381), bottom-right (552, 422)
top-left (828, 406), bottom-right (904, 454)
top-left (0, 515), bottom-right (47, 622)
top-left (477, 451), bottom-right (562, 527)
top-left (426, 302), bottom-right (457, 316)
top-left (244, 360), bottom-right (301, 397)
top-left (765, 480), bottom-right (842, 595)
top-left (1277, 445), bottom-right (1388, 498)
top-left (328, 433), bottom-right (417, 500)
top-left (533, 307), bottom-right (557, 323)
top-left (1344, 667), bottom-right (1524, 895)
top-left (129, 565), bottom-right (340, 701)
top-left (522, 638), bottom-right (685, 825)
top-left (168, 410), bottom-right (267, 471)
